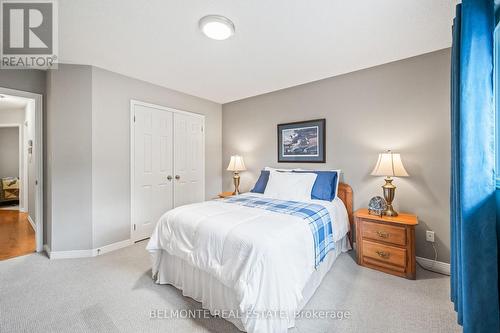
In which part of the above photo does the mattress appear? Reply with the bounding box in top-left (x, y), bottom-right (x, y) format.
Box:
top-left (152, 236), bottom-right (350, 332)
top-left (147, 194), bottom-right (351, 333)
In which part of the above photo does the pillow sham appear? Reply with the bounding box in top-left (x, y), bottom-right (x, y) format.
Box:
top-left (293, 170), bottom-right (339, 201)
top-left (250, 170), bottom-right (270, 193)
top-left (264, 170), bottom-right (317, 202)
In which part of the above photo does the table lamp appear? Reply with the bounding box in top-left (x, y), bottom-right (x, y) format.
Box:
top-left (371, 150), bottom-right (409, 217)
top-left (227, 155), bottom-right (246, 195)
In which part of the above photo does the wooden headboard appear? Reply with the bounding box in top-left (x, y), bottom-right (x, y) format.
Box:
top-left (337, 183), bottom-right (354, 245)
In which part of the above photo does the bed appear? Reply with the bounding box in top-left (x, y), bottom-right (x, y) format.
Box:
top-left (147, 174), bottom-right (353, 333)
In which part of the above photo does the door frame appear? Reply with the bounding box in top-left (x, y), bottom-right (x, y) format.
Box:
top-left (0, 124), bottom-right (22, 209)
top-left (0, 87), bottom-right (43, 252)
top-left (130, 99), bottom-right (205, 242)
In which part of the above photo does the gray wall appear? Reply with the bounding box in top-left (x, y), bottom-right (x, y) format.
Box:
top-left (0, 70), bottom-right (46, 95)
top-left (222, 49), bottom-right (451, 263)
top-left (45, 64), bottom-right (222, 251)
top-left (0, 127), bottom-right (20, 178)
top-left (46, 64), bottom-right (93, 251)
top-left (91, 66), bottom-right (222, 248)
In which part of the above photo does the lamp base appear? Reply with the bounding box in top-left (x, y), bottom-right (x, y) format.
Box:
top-left (232, 172), bottom-right (241, 195)
top-left (383, 204), bottom-right (398, 217)
top-left (382, 177), bottom-right (398, 217)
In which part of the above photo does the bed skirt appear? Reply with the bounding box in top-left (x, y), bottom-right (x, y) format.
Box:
top-left (151, 236), bottom-right (350, 332)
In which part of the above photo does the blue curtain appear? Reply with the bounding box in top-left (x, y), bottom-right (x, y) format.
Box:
top-left (451, 1), bottom-right (499, 332)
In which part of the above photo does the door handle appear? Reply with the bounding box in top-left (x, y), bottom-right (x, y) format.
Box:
top-left (167, 175), bottom-right (172, 181)
top-left (175, 175), bottom-right (180, 180)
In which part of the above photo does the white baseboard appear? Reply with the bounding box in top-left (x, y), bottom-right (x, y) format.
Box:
top-left (93, 239), bottom-right (133, 256)
top-left (27, 215), bottom-right (35, 232)
top-left (416, 256), bottom-right (450, 275)
top-left (46, 248), bottom-right (94, 259)
top-left (45, 239), bottom-right (133, 260)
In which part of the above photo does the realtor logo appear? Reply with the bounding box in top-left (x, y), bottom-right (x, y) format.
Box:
top-left (1, 0), bottom-right (58, 68)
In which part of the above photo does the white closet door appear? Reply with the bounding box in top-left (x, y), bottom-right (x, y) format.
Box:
top-left (133, 104), bottom-right (173, 241)
top-left (173, 113), bottom-right (204, 207)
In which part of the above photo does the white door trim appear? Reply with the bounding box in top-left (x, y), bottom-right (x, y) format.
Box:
top-left (130, 100), bottom-right (205, 242)
top-left (0, 123), bottom-right (22, 209)
top-left (0, 87), bottom-right (43, 252)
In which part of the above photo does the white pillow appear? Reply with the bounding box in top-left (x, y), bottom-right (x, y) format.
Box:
top-left (264, 166), bottom-right (295, 172)
top-left (264, 170), bottom-right (317, 202)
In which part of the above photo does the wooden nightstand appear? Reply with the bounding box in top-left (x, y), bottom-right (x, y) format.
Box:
top-left (354, 209), bottom-right (418, 279)
top-left (218, 191), bottom-right (235, 198)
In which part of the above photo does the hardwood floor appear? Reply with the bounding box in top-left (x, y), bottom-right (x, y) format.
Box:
top-left (0, 210), bottom-right (35, 260)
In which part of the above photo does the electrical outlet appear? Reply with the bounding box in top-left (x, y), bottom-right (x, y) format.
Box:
top-left (426, 230), bottom-right (435, 243)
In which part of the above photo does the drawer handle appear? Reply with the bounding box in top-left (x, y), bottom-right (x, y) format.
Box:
top-left (376, 250), bottom-right (390, 259)
top-left (376, 231), bottom-right (389, 238)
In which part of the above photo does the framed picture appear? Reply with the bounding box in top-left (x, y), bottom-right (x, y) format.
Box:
top-left (277, 119), bottom-right (326, 163)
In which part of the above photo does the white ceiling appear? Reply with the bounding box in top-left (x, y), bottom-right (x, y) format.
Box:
top-left (59, 0), bottom-right (458, 104)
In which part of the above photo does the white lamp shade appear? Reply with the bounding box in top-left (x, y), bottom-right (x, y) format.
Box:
top-left (371, 151), bottom-right (409, 177)
top-left (227, 155), bottom-right (246, 171)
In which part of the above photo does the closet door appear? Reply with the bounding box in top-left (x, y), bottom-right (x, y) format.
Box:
top-left (132, 104), bottom-right (173, 241)
top-left (173, 113), bottom-right (204, 207)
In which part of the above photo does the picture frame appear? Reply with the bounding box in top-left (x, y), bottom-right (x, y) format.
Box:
top-left (277, 119), bottom-right (326, 163)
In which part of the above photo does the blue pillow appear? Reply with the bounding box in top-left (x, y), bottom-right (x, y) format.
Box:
top-left (293, 170), bottom-right (338, 201)
top-left (251, 170), bottom-right (270, 193)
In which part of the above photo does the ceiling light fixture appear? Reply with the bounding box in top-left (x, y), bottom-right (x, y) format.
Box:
top-left (199, 15), bottom-right (235, 40)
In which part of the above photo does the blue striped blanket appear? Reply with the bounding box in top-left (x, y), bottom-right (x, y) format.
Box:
top-left (224, 195), bottom-right (335, 268)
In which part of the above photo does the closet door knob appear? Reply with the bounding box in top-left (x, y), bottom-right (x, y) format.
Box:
top-left (167, 175), bottom-right (172, 181)
top-left (175, 175), bottom-right (180, 180)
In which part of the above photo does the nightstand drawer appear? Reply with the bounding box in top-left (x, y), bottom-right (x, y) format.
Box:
top-left (362, 221), bottom-right (406, 246)
top-left (362, 240), bottom-right (407, 268)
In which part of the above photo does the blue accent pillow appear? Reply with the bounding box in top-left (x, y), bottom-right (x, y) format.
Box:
top-left (251, 170), bottom-right (270, 193)
top-left (293, 170), bottom-right (339, 201)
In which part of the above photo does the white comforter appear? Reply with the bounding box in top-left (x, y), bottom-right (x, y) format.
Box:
top-left (146, 193), bottom-right (349, 333)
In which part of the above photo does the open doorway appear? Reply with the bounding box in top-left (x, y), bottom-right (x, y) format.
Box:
top-left (0, 88), bottom-right (43, 260)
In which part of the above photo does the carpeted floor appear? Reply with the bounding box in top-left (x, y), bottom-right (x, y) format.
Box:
top-left (0, 241), bottom-right (461, 333)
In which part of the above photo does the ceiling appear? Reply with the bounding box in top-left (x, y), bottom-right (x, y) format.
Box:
top-left (58, 0), bottom-right (458, 104)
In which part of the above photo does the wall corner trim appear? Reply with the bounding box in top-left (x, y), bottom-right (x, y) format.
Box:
top-left (44, 239), bottom-right (133, 259)
top-left (416, 256), bottom-right (450, 275)
top-left (43, 244), bottom-right (51, 258)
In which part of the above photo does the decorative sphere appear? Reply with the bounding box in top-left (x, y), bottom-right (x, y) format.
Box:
top-left (368, 196), bottom-right (387, 216)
